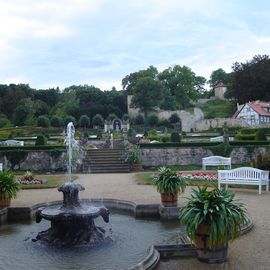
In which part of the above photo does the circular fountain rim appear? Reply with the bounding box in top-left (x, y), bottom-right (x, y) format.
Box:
top-left (2, 198), bottom-right (254, 270)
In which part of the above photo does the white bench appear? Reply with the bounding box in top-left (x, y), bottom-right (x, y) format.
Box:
top-left (218, 167), bottom-right (269, 194)
top-left (0, 163), bottom-right (2, 171)
top-left (202, 156), bottom-right (231, 170)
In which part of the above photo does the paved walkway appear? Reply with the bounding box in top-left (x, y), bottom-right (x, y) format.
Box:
top-left (11, 173), bottom-right (270, 270)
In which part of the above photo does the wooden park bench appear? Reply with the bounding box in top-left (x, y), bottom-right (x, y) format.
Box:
top-left (218, 167), bottom-right (269, 195)
top-left (202, 156), bottom-right (231, 170)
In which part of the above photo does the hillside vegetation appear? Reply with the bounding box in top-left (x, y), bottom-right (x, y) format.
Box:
top-left (197, 99), bottom-right (235, 119)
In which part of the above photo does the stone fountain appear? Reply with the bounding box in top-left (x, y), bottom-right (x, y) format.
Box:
top-left (34, 122), bottom-right (109, 247)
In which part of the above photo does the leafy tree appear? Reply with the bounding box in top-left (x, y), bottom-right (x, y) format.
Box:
top-left (37, 116), bottom-right (50, 127)
top-left (51, 116), bottom-right (63, 127)
top-left (34, 100), bottom-right (50, 117)
top-left (135, 114), bottom-right (145, 125)
top-left (208, 68), bottom-right (232, 89)
top-left (92, 114), bottom-right (104, 127)
top-left (35, 88), bottom-right (60, 107)
top-left (0, 114), bottom-right (11, 128)
top-left (107, 113), bottom-right (118, 121)
top-left (79, 115), bottom-right (90, 128)
top-left (147, 114), bottom-right (159, 126)
top-left (12, 105), bottom-right (30, 126)
top-left (231, 55), bottom-right (270, 102)
top-left (160, 89), bottom-right (177, 110)
top-left (64, 115), bottom-right (77, 126)
top-left (169, 113), bottom-right (180, 124)
top-left (131, 77), bottom-right (164, 118)
top-left (122, 66), bottom-right (158, 94)
top-left (159, 65), bottom-right (206, 108)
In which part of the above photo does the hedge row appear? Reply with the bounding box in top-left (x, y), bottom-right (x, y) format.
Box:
top-left (0, 145), bottom-right (66, 151)
top-left (139, 141), bottom-right (269, 148)
top-left (240, 127), bottom-right (270, 135)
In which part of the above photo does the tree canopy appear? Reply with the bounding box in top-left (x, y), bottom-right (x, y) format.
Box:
top-left (231, 55), bottom-right (270, 103)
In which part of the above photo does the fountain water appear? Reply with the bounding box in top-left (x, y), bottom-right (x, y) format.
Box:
top-left (33, 122), bottom-right (110, 247)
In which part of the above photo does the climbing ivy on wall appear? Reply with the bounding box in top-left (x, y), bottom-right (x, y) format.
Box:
top-left (208, 142), bottom-right (233, 157)
top-left (2, 150), bottom-right (28, 169)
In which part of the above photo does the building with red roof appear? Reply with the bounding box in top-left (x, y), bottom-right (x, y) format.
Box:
top-left (233, 100), bottom-right (270, 126)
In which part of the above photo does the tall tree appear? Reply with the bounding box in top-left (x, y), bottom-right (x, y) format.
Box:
top-left (208, 68), bottom-right (232, 89)
top-left (231, 55), bottom-right (270, 102)
top-left (159, 65), bottom-right (206, 108)
top-left (131, 77), bottom-right (163, 118)
top-left (122, 66), bottom-right (158, 94)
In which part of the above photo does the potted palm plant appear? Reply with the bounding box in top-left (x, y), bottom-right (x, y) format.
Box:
top-left (179, 187), bottom-right (248, 263)
top-left (125, 146), bottom-right (143, 171)
top-left (153, 167), bottom-right (186, 207)
top-left (0, 170), bottom-right (20, 207)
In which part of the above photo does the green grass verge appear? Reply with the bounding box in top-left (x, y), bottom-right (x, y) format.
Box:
top-left (197, 99), bottom-right (235, 119)
top-left (17, 174), bottom-right (77, 189)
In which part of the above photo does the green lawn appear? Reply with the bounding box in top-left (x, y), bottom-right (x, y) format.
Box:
top-left (17, 174), bottom-right (77, 189)
top-left (197, 99), bottom-right (235, 119)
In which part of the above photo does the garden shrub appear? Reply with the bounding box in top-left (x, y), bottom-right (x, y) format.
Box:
top-left (161, 136), bottom-right (170, 143)
top-left (122, 113), bottom-right (129, 121)
top-left (92, 114), bottom-right (104, 127)
top-left (253, 153), bottom-right (270, 170)
top-left (148, 129), bottom-right (157, 136)
top-left (255, 129), bottom-right (267, 141)
top-left (169, 113), bottom-right (180, 124)
top-left (135, 114), bottom-right (145, 125)
top-left (147, 135), bottom-right (159, 141)
top-left (64, 115), bottom-right (77, 126)
top-left (35, 135), bottom-right (47, 146)
top-left (171, 132), bottom-right (181, 143)
top-left (51, 116), bottom-right (63, 127)
top-left (37, 116), bottom-right (50, 127)
top-left (209, 142), bottom-right (232, 157)
top-left (147, 114), bottom-right (159, 126)
top-left (235, 132), bottom-right (255, 141)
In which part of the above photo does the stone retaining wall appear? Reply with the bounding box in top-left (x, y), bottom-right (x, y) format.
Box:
top-left (140, 146), bottom-right (270, 167)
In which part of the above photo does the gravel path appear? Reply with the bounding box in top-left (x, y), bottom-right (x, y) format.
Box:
top-left (11, 173), bottom-right (270, 270)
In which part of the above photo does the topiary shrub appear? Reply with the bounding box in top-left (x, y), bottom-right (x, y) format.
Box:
top-left (92, 114), bottom-right (104, 127)
top-left (35, 135), bottom-right (47, 146)
top-left (161, 136), bottom-right (170, 142)
top-left (147, 114), bottom-right (159, 126)
top-left (135, 114), bottom-right (145, 125)
top-left (169, 113), bottom-right (180, 124)
top-left (51, 116), bottom-right (63, 127)
top-left (64, 115), bottom-right (77, 126)
top-left (78, 115), bottom-right (90, 128)
top-left (37, 116), bottom-right (50, 127)
top-left (122, 113), bottom-right (129, 121)
top-left (171, 132), bottom-right (181, 142)
top-left (255, 129), bottom-right (267, 141)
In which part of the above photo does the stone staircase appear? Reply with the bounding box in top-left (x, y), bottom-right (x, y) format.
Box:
top-left (82, 139), bottom-right (130, 173)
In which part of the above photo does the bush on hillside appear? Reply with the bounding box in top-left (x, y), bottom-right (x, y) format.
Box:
top-left (169, 113), bottom-right (180, 124)
top-left (92, 114), bottom-right (104, 127)
top-left (35, 135), bottom-right (47, 146)
top-left (135, 114), bottom-right (145, 125)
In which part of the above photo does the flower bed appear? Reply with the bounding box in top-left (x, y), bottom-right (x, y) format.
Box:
top-left (178, 171), bottom-right (218, 181)
top-left (17, 171), bottom-right (47, 185)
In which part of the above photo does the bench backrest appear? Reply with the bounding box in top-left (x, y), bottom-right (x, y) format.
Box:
top-left (0, 163), bottom-right (2, 171)
top-left (218, 167), bottom-right (269, 181)
top-left (203, 156), bottom-right (231, 164)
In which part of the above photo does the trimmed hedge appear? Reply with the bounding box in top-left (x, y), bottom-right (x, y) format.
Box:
top-left (139, 141), bottom-right (270, 148)
top-left (139, 142), bottom-right (220, 148)
top-left (240, 127), bottom-right (270, 135)
top-left (0, 145), bottom-right (66, 151)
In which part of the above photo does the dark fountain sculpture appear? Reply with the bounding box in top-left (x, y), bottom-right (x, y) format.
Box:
top-left (34, 181), bottom-right (109, 247)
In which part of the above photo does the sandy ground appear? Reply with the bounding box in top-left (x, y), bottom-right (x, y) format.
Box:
top-left (11, 173), bottom-right (270, 270)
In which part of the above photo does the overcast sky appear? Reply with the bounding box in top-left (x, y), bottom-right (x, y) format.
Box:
top-left (0, 0), bottom-right (269, 90)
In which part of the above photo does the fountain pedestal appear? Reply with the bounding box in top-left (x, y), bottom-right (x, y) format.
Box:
top-left (34, 182), bottom-right (109, 247)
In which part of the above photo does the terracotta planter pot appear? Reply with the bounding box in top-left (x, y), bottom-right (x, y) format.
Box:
top-left (160, 193), bottom-right (178, 207)
top-left (195, 225), bottom-right (228, 264)
top-left (130, 163), bottom-right (143, 171)
top-left (0, 193), bottom-right (11, 207)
